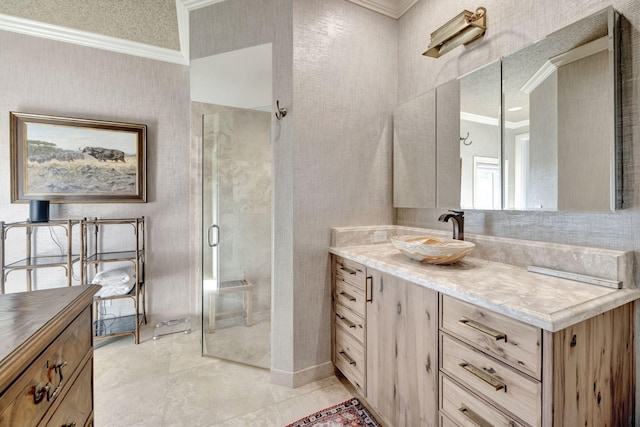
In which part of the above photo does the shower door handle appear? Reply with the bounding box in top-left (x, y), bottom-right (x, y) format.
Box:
top-left (207, 224), bottom-right (220, 247)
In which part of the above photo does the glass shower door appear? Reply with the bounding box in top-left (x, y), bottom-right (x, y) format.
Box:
top-left (202, 108), bottom-right (272, 369)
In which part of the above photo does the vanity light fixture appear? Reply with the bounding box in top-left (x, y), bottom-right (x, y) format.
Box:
top-left (423, 7), bottom-right (487, 58)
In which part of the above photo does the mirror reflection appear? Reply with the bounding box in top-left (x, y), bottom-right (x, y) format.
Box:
top-left (459, 60), bottom-right (502, 210)
top-left (393, 89), bottom-right (436, 208)
top-left (392, 8), bottom-right (619, 213)
top-left (502, 7), bottom-right (618, 211)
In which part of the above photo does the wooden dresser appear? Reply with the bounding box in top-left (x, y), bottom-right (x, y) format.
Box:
top-left (0, 285), bottom-right (100, 427)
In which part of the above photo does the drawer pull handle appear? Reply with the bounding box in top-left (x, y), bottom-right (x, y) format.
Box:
top-left (340, 266), bottom-right (357, 275)
top-left (366, 275), bottom-right (372, 302)
top-left (459, 361), bottom-right (506, 392)
top-left (33, 383), bottom-right (50, 405)
top-left (459, 317), bottom-right (507, 341)
top-left (336, 313), bottom-right (356, 329)
top-left (47, 361), bottom-right (68, 402)
top-left (459, 404), bottom-right (494, 427)
top-left (339, 291), bottom-right (357, 302)
top-left (339, 351), bottom-right (357, 366)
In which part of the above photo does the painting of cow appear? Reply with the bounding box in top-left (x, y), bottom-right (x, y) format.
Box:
top-left (81, 146), bottom-right (126, 162)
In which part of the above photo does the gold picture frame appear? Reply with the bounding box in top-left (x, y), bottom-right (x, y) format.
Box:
top-left (10, 112), bottom-right (147, 203)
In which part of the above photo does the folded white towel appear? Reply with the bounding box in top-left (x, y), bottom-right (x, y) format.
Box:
top-left (95, 281), bottom-right (135, 297)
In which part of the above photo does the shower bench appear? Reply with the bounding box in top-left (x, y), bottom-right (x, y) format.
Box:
top-left (208, 278), bottom-right (254, 333)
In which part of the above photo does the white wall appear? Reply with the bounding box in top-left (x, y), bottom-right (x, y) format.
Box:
top-left (0, 29), bottom-right (192, 320)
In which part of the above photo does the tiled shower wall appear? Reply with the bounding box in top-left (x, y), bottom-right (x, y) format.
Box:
top-left (202, 108), bottom-right (272, 316)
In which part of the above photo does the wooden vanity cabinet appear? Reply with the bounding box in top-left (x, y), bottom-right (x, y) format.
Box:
top-left (544, 302), bottom-right (634, 426)
top-left (439, 295), bottom-right (634, 427)
top-left (366, 269), bottom-right (439, 427)
top-left (332, 254), bottom-right (634, 426)
top-left (332, 256), bottom-right (369, 395)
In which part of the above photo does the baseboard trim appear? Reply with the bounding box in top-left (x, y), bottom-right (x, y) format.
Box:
top-left (271, 361), bottom-right (335, 388)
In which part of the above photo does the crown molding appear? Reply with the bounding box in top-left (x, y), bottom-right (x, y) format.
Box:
top-left (461, 111), bottom-right (498, 127)
top-left (505, 119), bottom-right (530, 130)
top-left (0, 13), bottom-right (189, 65)
top-left (176, 0), bottom-right (190, 62)
top-left (181, 0), bottom-right (228, 11)
top-left (346, 0), bottom-right (419, 19)
top-left (0, 0), bottom-right (419, 65)
top-left (521, 36), bottom-right (608, 94)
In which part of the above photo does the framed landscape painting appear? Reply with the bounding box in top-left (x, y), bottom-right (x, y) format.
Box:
top-left (10, 112), bottom-right (147, 203)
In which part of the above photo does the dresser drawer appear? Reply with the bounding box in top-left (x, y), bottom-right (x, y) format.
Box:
top-left (41, 358), bottom-right (92, 427)
top-left (335, 257), bottom-right (367, 290)
top-left (0, 307), bottom-right (92, 427)
top-left (441, 375), bottom-right (526, 427)
top-left (335, 303), bottom-right (365, 343)
top-left (441, 334), bottom-right (540, 425)
top-left (335, 325), bottom-right (365, 394)
top-left (441, 295), bottom-right (541, 379)
top-left (335, 277), bottom-right (366, 318)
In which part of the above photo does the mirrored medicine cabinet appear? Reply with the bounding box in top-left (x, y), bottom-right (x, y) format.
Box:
top-left (393, 6), bottom-right (621, 212)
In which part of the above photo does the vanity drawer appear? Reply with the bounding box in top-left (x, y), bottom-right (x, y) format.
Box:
top-left (335, 324), bottom-right (365, 394)
top-left (335, 257), bottom-right (367, 290)
top-left (41, 357), bottom-right (93, 427)
top-left (441, 334), bottom-right (540, 425)
top-left (441, 295), bottom-right (542, 379)
top-left (335, 302), bottom-right (365, 343)
top-left (0, 306), bottom-right (92, 427)
top-left (335, 277), bottom-right (366, 318)
top-left (441, 375), bottom-right (526, 427)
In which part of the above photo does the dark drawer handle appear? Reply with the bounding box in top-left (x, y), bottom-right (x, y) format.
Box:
top-left (336, 313), bottom-right (357, 328)
top-left (339, 350), bottom-right (357, 366)
top-left (339, 266), bottom-right (357, 275)
top-left (459, 317), bottom-right (507, 341)
top-left (459, 404), bottom-right (494, 427)
top-left (47, 361), bottom-right (68, 402)
top-left (339, 291), bottom-right (357, 302)
top-left (33, 383), bottom-right (50, 405)
top-left (459, 361), bottom-right (506, 392)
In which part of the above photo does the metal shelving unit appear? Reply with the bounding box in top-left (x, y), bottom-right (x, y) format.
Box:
top-left (0, 219), bottom-right (79, 294)
top-left (81, 217), bottom-right (146, 344)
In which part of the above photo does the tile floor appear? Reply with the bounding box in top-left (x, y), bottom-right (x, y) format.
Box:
top-left (203, 315), bottom-right (271, 369)
top-left (94, 320), bottom-right (354, 426)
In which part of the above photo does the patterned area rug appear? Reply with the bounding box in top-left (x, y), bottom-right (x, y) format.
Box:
top-left (286, 397), bottom-right (380, 427)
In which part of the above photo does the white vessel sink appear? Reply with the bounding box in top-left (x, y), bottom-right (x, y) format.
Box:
top-left (391, 235), bottom-right (475, 265)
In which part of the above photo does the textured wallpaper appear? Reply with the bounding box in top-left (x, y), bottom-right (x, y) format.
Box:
top-left (189, 0), bottom-right (299, 384)
top-left (190, 0), bottom-right (396, 385)
top-left (0, 0), bottom-right (180, 50)
top-left (291, 0), bottom-right (396, 375)
top-left (0, 29), bottom-right (191, 317)
top-left (397, 0), bottom-right (640, 266)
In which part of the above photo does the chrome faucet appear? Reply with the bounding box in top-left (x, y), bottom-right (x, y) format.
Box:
top-left (438, 210), bottom-right (464, 241)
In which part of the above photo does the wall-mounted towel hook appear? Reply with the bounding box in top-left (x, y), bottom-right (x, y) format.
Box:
top-left (460, 131), bottom-right (472, 146)
top-left (275, 100), bottom-right (287, 120)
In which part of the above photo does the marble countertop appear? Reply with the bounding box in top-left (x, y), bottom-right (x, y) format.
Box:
top-left (330, 243), bottom-right (640, 332)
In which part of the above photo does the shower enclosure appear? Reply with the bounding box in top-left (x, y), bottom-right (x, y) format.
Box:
top-left (202, 107), bottom-right (272, 368)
